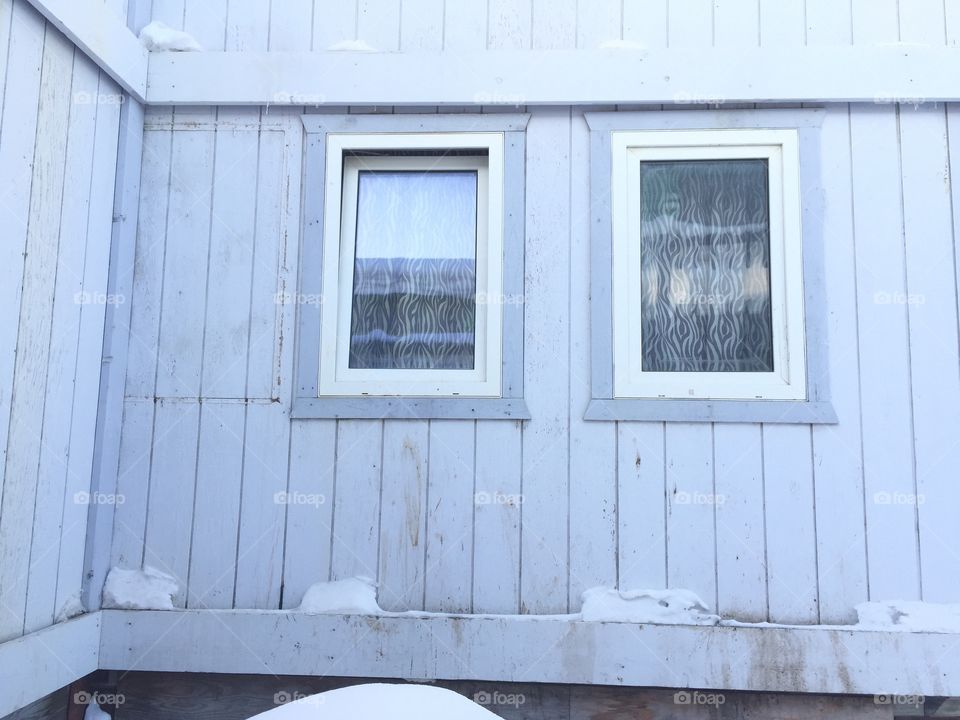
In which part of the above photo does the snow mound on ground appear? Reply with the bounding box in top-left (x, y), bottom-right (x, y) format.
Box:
top-left (297, 577), bottom-right (381, 614)
top-left (250, 684), bottom-right (502, 719)
top-left (580, 587), bottom-right (720, 626)
top-left (84, 703), bottom-right (111, 720)
top-left (55, 590), bottom-right (85, 622)
top-left (326, 39), bottom-right (378, 52)
top-left (140, 21), bottom-right (203, 51)
top-left (856, 601), bottom-right (960, 633)
top-left (102, 566), bottom-right (178, 610)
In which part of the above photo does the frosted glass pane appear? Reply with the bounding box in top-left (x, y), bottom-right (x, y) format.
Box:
top-left (349, 170), bottom-right (478, 370)
top-left (639, 159), bottom-right (774, 373)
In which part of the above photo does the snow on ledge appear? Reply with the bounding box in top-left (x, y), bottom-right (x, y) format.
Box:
top-left (326, 39), bottom-right (379, 52)
top-left (102, 566), bottom-right (179, 610)
top-left (139, 21), bottom-right (203, 52)
top-left (249, 683), bottom-right (501, 719)
top-left (856, 601), bottom-right (960, 633)
top-left (297, 577), bottom-right (380, 614)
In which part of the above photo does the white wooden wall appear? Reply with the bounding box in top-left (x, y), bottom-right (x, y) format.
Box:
top-left (0, 0), bottom-right (122, 643)
top-left (106, 0), bottom-right (960, 626)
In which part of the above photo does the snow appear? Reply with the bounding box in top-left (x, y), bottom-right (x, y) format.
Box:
top-left (856, 601), bottom-right (960, 633)
top-left (84, 703), bottom-right (111, 720)
top-left (326, 39), bottom-right (379, 52)
top-left (55, 590), bottom-right (85, 622)
top-left (297, 577), bottom-right (382, 615)
top-left (139, 21), bottom-right (203, 52)
top-left (580, 587), bottom-right (720, 626)
top-left (102, 566), bottom-right (178, 610)
top-left (598, 39), bottom-right (648, 50)
top-left (250, 683), bottom-right (502, 719)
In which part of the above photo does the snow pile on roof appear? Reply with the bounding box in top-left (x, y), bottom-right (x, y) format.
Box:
top-left (102, 566), bottom-right (178, 610)
top-left (139, 21), bottom-right (203, 52)
top-left (55, 590), bottom-right (85, 622)
top-left (580, 587), bottom-right (720, 626)
top-left (84, 703), bottom-right (111, 720)
top-left (297, 577), bottom-right (382, 615)
top-left (856, 601), bottom-right (960, 633)
top-left (250, 684), bottom-right (502, 719)
top-left (327, 39), bottom-right (379, 52)
top-left (598, 38), bottom-right (647, 50)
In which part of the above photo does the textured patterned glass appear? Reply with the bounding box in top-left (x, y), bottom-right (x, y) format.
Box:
top-left (349, 170), bottom-right (478, 370)
top-left (639, 159), bottom-right (774, 373)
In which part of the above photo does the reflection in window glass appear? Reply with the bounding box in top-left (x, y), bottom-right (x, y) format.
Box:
top-left (349, 170), bottom-right (478, 370)
top-left (639, 159), bottom-right (773, 373)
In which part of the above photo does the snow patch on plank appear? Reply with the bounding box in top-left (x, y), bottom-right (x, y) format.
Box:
top-left (580, 587), bottom-right (720, 625)
top-left (856, 601), bottom-right (960, 633)
top-left (102, 566), bottom-right (178, 610)
top-left (140, 22), bottom-right (203, 52)
top-left (297, 577), bottom-right (381, 614)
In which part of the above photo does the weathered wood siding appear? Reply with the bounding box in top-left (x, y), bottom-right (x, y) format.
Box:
top-left (0, 0), bottom-right (122, 642)
top-left (107, 0), bottom-right (960, 626)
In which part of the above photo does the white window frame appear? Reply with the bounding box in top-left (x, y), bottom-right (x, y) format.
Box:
top-left (611, 128), bottom-right (807, 401)
top-left (318, 132), bottom-right (505, 398)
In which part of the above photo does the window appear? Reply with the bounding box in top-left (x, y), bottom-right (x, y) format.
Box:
top-left (295, 114), bottom-right (529, 419)
top-left (585, 111), bottom-right (835, 423)
top-left (613, 129), bottom-right (805, 400)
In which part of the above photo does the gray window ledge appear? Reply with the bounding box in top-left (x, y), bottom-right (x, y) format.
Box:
top-left (292, 397), bottom-right (531, 421)
top-left (584, 399), bottom-right (837, 424)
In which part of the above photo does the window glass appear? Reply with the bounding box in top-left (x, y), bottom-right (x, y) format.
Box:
top-left (638, 159), bottom-right (774, 373)
top-left (349, 170), bottom-right (479, 370)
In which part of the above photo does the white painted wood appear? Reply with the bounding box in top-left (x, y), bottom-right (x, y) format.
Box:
top-left (400, 0), bottom-right (443, 50)
top-left (424, 420), bottom-right (475, 612)
top-left (234, 402), bottom-right (290, 609)
top-left (0, 25), bottom-right (73, 643)
top-left (759, 0), bottom-right (803, 46)
top-left (714, 424), bottom-right (766, 621)
top-left (713, 0), bottom-right (759, 47)
top-left (186, 402), bottom-right (244, 609)
top-left (378, 420), bottom-right (429, 611)
top-left (576, 0), bottom-right (620, 48)
top-left (900, 104), bottom-right (960, 603)
top-left (623, 0), bottom-right (667, 47)
top-left (225, 0), bottom-right (269, 51)
top-left (668, 0), bottom-right (712, 47)
top-left (108, 400), bottom-right (153, 571)
top-left (281, 419), bottom-right (336, 608)
top-left (183, 0), bottom-right (226, 50)
top-left (269, 0), bottom-right (313, 51)
top-left (443, 0), bottom-right (486, 50)
top-left (664, 423), bottom-right (716, 609)
top-left (142, 399), bottom-right (200, 607)
top-left (531, 0), bottom-right (575, 49)
top-left (0, 613), bottom-right (100, 718)
top-left (616, 422), bottom-right (667, 590)
top-left (99, 608), bottom-right (960, 696)
top-left (472, 420), bottom-right (522, 613)
top-left (898, 0), bottom-right (946, 44)
top-left (144, 46), bottom-right (960, 106)
top-left (330, 420), bottom-right (382, 580)
top-left (312, 0), bottom-right (357, 50)
top-left (487, 0), bottom-right (531, 48)
top-left (520, 109), bottom-right (570, 614)
top-left (357, 0), bottom-right (400, 50)
top-left (851, 0), bottom-right (898, 44)
top-left (23, 0), bottom-right (147, 99)
top-left (849, 105), bottom-right (922, 601)
top-left (762, 425), bottom-right (818, 623)
top-left (804, 0), bottom-right (851, 44)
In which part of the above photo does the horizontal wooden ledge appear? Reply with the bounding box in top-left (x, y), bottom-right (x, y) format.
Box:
top-left (99, 610), bottom-right (960, 696)
top-left (146, 46), bottom-right (959, 106)
top-left (585, 398), bottom-right (838, 423)
top-left (291, 397), bottom-right (531, 420)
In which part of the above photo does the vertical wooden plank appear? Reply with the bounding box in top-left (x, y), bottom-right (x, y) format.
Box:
top-left (109, 400), bottom-right (154, 570)
top-left (520, 109), bottom-right (570, 614)
top-left (532, 0), bottom-right (575, 48)
top-left (330, 420), bottom-right (382, 581)
top-left (623, 0), bottom-right (668, 47)
top-left (142, 400), bottom-right (200, 607)
top-left (186, 402), bottom-right (244, 609)
top-left (667, 0), bottom-right (713, 47)
top-left (269, 0), bottom-right (314, 50)
top-left (357, 0), bottom-right (401, 50)
top-left (810, 107), bottom-right (869, 624)
top-left (948, 0), bottom-right (960, 44)
top-left (759, 0), bottom-right (803, 46)
top-left (225, 0), bottom-right (270, 51)
top-left (201, 123), bottom-right (258, 399)
top-left (849, 104), bottom-right (922, 601)
top-left (804, 0), bottom-right (851, 44)
top-left (568, 109), bottom-right (616, 608)
top-left (26, 43), bottom-right (96, 634)
top-left (313, 0), bottom-right (358, 48)
top-left (763, 425), bottom-right (819, 623)
top-left (184, 0), bottom-right (227, 50)
top-left (617, 422), bottom-right (666, 590)
top-left (443, 0), bottom-right (487, 50)
top-left (234, 402), bottom-right (290, 609)
top-left (900, 104), bottom-right (960, 603)
top-left (713, 0), bottom-right (758, 46)
top-left (154, 128), bottom-right (215, 398)
top-left (473, 421), bottom-right (522, 613)
top-left (401, 0), bottom-right (444, 50)
top-left (714, 424), bottom-right (766, 621)
top-left (664, 424), bottom-right (716, 609)
top-left (898, 0), bottom-right (946, 44)
top-left (0, 25), bottom-right (72, 642)
top-left (378, 421), bottom-right (429, 611)
top-left (124, 128), bottom-right (172, 399)
top-left (851, 0), bottom-right (898, 45)
top-left (424, 421), bottom-right (475, 612)
top-left (0, 0), bottom-right (44, 537)
top-left (576, 0), bottom-right (620, 47)
top-left (487, 0), bottom-right (531, 48)
top-left (281, 419), bottom-right (336, 608)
